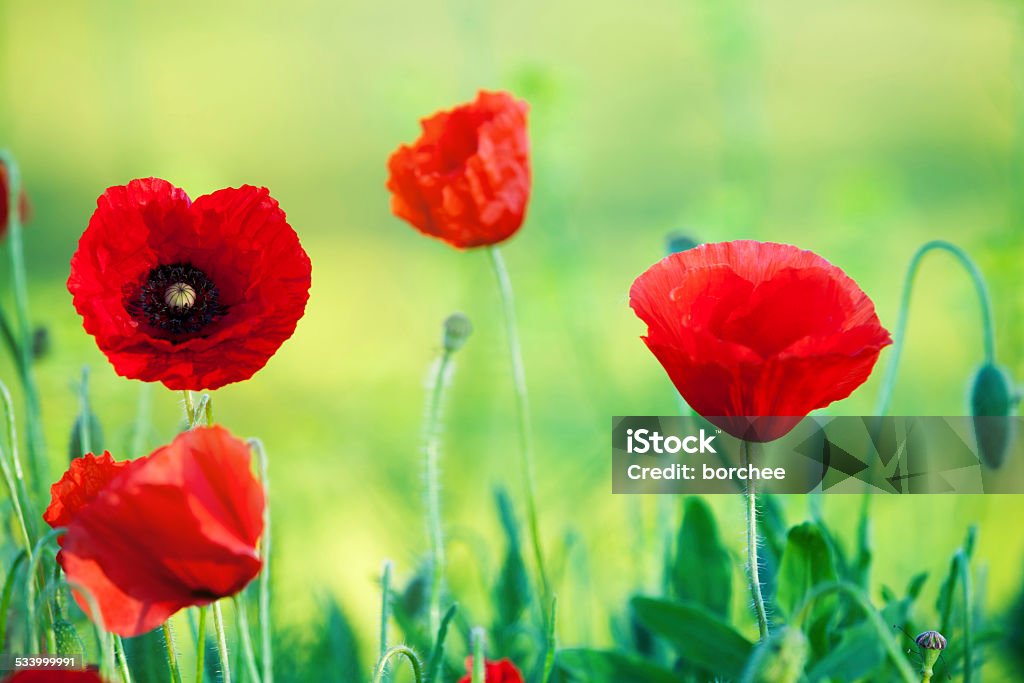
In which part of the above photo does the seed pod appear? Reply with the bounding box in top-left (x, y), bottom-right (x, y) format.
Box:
top-left (54, 618), bottom-right (86, 657)
top-left (442, 313), bottom-right (473, 353)
top-left (915, 630), bottom-right (946, 650)
top-left (740, 627), bottom-right (808, 683)
top-left (970, 363), bottom-right (1017, 468)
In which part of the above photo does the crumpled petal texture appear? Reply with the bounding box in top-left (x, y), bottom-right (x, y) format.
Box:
top-left (68, 178), bottom-right (311, 390)
top-left (630, 241), bottom-right (892, 442)
top-left (387, 90), bottom-right (530, 249)
top-left (43, 451), bottom-right (130, 529)
top-left (458, 658), bottom-right (524, 683)
top-left (48, 426), bottom-right (264, 637)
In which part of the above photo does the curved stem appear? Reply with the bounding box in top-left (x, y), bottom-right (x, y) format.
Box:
top-left (487, 246), bottom-right (549, 605)
top-left (0, 150), bottom-right (47, 500)
top-left (795, 581), bottom-right (917, 683)
top-left (213, 601), bottom-right (231, 683)
top-left (424, 350), bottom-right (453, 638)
top-left (875, 240), bottom-right (996, 415)
top-left (234, 595), bottom-right (262, 683)
top-left (249, 438), bottom-right (273, 683)
top-left (371, 645), bottom-right (424, 683)
top-left (162, 621), bottom-right (183, 683)
top-left (742, 441), bottom-right (769, 640)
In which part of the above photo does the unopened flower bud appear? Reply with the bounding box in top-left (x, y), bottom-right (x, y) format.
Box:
top-left (915, 630), bottom-right (947, 650)
top-left (442, 313), bottom-right (473, 353)
top-left (665, 232), bottom-right (699, 255)
top-left (971, 363), bottom-right (1017, 468)
top-left (740, 627), bottom-right (807, 683)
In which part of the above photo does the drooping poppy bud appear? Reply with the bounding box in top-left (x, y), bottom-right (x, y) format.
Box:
top-left (970, 362), bottom-right (1018, 468)
top-left (0, 159), bottom-right (31, 240)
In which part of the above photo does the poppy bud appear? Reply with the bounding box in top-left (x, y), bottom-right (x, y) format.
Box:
top-left (0, 160), bottom-right (31, 239)
top-left (970, 363), bottom-right (1018, 468)
top-left (915, 630), bottom-right (946, 650)
top-left (31, 325), bottom-right (50, 360)
top-left (665, 232), bottom-right (699, 254)
top-left (443, 313), bottom-right (473, 353)
top-left (54, 618), bottom-right (86, 658)
top-left (740, 627), bottom-right (808, 683)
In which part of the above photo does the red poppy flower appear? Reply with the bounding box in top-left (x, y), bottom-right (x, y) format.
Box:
top-left (387, 90), bottom-right (530, 249)
top-left (630, 241), bottom-right (892, 442)
top-left (458, 658), bottom-right (524, 683)
top-left (68, 178), bottom-right (311, 390)
top-left (45, 426), bottom-right (264, 637)
top-left (0, 160), bottom-right (31, 239)
top-left (3, 671), bottom-right (105, 683)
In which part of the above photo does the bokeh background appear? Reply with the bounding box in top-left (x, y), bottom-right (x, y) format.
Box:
top-left (2, 0), bottom-right (1023, 674)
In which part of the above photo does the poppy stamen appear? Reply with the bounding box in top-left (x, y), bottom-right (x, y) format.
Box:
top-left (130, 262), bottom-right (226, 339)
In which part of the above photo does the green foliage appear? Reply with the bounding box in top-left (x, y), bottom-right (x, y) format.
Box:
top-left (671, 498), bottom-right (731, 618)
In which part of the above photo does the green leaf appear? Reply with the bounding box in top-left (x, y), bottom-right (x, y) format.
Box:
top-left (493, 488), bottom-right (532, 628)
top-left (631, 596), bottom-right (753, 678)
top-left (806, 621), bottom-right (884, 682)
top-left (741, 627), bottom-right (808, 683)
top-left (775, 522), bottom-right (837, 618)
top-left (556, 649), bottom-right (681, 683)
top-left (672, 497), bottom-right (731, 618)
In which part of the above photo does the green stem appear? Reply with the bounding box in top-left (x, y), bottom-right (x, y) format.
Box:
top-left (795, 581), bottom-right (917, 683)
top-left (130, 382), bottom-right (152, 456)
top-left (957, 551), bottom-right (973, 683)
top-left (470, 627), bottom-right (485, 683)
top-left (542, 596), bottom-right (558, 683)
top-left (487, 246), bottom-right (549, 605)
top-left (379, 560), bottom-right (393, 661)
top-left (182, 390), bottom-right (196, 426)
top-left (0, 150), bottom-right (47, 500)
top-left (63, 578), bottom-right (113, 678)
top-left (190, 394), bottom-right (211, 429)
top-left (0, 551), bottom-right (27, 648)
top-left (25, 527), bottom-right (64, 652)
top-left (743, 440), bottom-right (769, 640)
top-left (371, 645), bottom-right (424, 683)
top-left (234, 595), bottom-right (262, 683)
top-left (196, 606), bottom-right (208, 683)
top-left (113, 634), bottom-right (133, 683)
top-left (213, 601), bottom-right (232, 683)
top-left (0, 380), bottom-right (35, 557)
top-left (875, 240), bottom-right (996, 415)
top-left (424, 349), bottom-right (453, 638)
top-left (162, 621), bottom-right (184, 683)
top-left (249, 438), bottom-right (273, 683)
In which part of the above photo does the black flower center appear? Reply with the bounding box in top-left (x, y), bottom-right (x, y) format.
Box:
top-left (131, 263), bottom-right (226, 338)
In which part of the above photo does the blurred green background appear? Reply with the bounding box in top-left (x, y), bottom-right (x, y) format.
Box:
top-left (1, 0), bottom-right (1023, 673)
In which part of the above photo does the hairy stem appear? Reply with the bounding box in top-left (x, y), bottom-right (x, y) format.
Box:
top-left (424, 350), bottom-right (453, 637)
top-left (487, 246), bottom-right (549, 605)
top-left (372, 645), bottom-right (424, 683)
top-left (162, 621), bottom-right (183, 683)
top-left (196, 606), bottom-right (208, 683)
top-left (743, 440), bottom-right (769, 640)
top-left (113, 635), bottom-right (132, 683)
top-left (235, 595), bottom-right (262, 683)
top-left (379, 560), bottom-right (393, 661)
